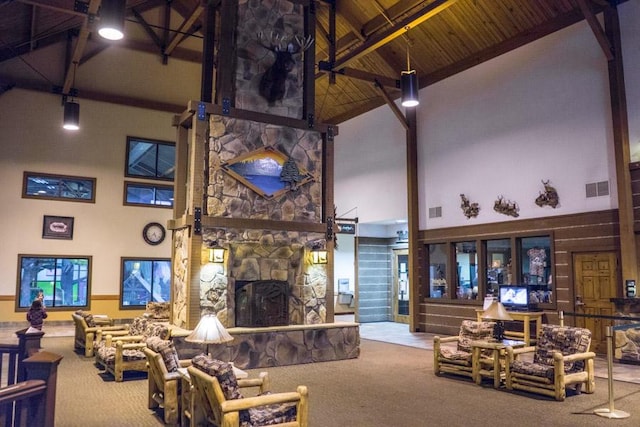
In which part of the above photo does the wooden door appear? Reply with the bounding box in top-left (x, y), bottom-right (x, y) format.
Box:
top-left (392, 249), bottom-right (410, 324)
top-left (573, 252), bottom-right (618, 354)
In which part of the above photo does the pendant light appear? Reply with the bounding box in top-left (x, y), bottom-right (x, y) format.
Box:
top-left (401, 27), bottom-right (419, 107)
top-left (98, 0), bottom-right (126, 41)
top-left (63, 62), bottom-right (80, 131)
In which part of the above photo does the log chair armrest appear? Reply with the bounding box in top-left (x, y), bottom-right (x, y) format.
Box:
top-left (116, 341), bottom-right (148, 351)
top-left (178, 360), bottom-right (192, 368)
top-left (556, 351), bottom-right (597, 363)
top-left (163, 371), bottom-right (182, 382)
top-left (220, 390), bottom-right (304, 413)
top-left (435, 336), bottom-right (459, 344)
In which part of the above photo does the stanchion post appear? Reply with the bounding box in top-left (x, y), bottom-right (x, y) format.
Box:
top-left (594, 325), bottom-right (630, 419)
top-left (558, 311), bottom-right (564, 326)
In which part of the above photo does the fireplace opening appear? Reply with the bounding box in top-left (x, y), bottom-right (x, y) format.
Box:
top-left (235, 280), bottom-right (289, 327)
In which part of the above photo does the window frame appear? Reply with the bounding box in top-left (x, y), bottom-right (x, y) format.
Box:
top-left (123, 181), bottom-right (174, 208)
top-left (16, 254), bottom-right (92, 311)
top-left (22, 171), bottom-right (96, 203)
top-left (125, 136), bottom-right (175, 181)
top-left (119, 257), bottom-right (171, 310)
top-left (424, 231), bottom-right (555, 310)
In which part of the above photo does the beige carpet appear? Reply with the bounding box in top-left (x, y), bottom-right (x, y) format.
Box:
top-left (44, 336), bottom-right (640, 427)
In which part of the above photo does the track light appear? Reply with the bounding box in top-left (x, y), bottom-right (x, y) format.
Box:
top-left (98, 0), bottom-right (126, 41)
top-left (63, 101), bottom-right (80, 131)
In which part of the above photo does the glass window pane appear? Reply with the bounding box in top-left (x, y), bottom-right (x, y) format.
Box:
top-left (126, 138), bottom-right (175, 180)
top-left (157, 144), bottom-right (176, 179)
top-left (125, 183), bottom-right (174, 207)
top-left (455, 241), bottom-right (477, 300)
top-left (17, 256), bottom-right (90, 309)
top-left (121, 259), bottom-right (171, 308)
top-left (486, 239), bottom-right (512, 296)
top-left (24, 173), bottom-right (95, 202)
top-left (519, 236), bottom-right (553, 304)
top-left (429, 244), bottom-right (448, 298)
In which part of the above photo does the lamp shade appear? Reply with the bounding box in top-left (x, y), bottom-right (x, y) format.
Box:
top-left (482, 301), bottom-right (513, 321)
top-left (185, 314), bottom-right (233, 344)
top-left (98, 0), bottom-right (126, 41)
top-left (401, 70), bottom-right (419, 107)
top-left (63, 101), bottom-right (80, 131)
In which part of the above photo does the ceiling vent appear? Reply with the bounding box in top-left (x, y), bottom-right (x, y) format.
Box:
top-left (585, 181), bottom-right (609, 198)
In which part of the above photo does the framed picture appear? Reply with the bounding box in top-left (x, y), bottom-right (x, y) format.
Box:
top-left (42, 215), bottom-right (74, 240)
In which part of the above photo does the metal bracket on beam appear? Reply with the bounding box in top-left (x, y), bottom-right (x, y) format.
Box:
top-left (307, 113), bottom-right (314, 129)
top-left (326, 125), bottom-right (334, 142)
top-left (194, 207), bottom-right (202, 235)
top-left (222, 98), bottom-right (231, 115)
top-left (197, 102), bottom-right (206, 121)
top-left (326, 216), bottom-right (334, 241)
top-left (74, 0), bottom-right (89, 14)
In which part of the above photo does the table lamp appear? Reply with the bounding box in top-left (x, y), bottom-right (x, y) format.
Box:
top-left (482, 300), bottom-right (513, 341)
top-left (185, 314), bottom-right (233, 356)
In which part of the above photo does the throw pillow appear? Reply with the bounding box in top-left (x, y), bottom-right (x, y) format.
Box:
top-left (192, 354), bottom-right (243, 400)
top-left (157, 340), bottom-right (180, 372)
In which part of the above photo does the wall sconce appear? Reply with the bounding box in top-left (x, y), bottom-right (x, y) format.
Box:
top-left (98, 0), bottom-right (126, 41)
top-left (209, 247), bottom-right (226, 263)
top-left (312, 249), bottom-right (328, 264)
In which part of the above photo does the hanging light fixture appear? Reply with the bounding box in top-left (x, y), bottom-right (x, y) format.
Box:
top-left (98, 0), bottom-right (126, 41)
top-left (401, 27), bottom-right (419, 108)
top-left (63, 62), bottom-right (80, 131)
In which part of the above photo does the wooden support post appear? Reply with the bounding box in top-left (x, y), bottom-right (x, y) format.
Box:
top-left (23, 351), bottom-right (63, 427)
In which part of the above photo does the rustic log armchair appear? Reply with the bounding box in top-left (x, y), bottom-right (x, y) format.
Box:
top-left (505, 324), bottom-right (596, 401)
top-left (187, 355), bottom-right (308, 427)
top-left (72, 311), bottom-right (128, 357)
top-left (433, 320), bottom-right (496, 380)
top-left (95, 317), bottom-right (170, 382)
top-left (143, 337), bottom-right (192, 424)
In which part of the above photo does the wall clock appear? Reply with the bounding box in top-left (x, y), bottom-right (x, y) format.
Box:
top-left (143, 222), bottom-right (166, 245)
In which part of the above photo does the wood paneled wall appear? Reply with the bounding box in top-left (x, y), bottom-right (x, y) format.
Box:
top-left (418, 210), bottom-right (621, 336)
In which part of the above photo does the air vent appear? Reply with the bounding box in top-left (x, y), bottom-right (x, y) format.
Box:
top-left (429, 206), bottom-right (442, 218)
top-left (586, 181), bottom-right (609, 198)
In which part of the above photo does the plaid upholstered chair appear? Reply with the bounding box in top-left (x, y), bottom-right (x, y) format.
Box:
top-left (505, 324), bottom-right (596, 401)
top-left (433, 320), bottom-right (496, 380)
top-left (71, 311), bottom-right (128, 357)
top-left (187, 355), bottom-right (308, 427)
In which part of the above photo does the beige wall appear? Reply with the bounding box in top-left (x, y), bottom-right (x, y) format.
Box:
top-left (0, 89), bottom-right (176, 322)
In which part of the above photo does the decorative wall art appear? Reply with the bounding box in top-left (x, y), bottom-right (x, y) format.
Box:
top-left (460, 194), bottom-right (480, 219)
top-left (493, 196), bottom-right (519, 217)
top-left (535, 179), bottom-right (559, 208)
top-left (221, 146), bottom-right (313, 199)
top-left (42, 215), bottom-right (74, 239)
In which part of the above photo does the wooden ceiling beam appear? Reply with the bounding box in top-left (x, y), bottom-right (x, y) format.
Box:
top-left (17, 0), bottom-right (87, 17)
top-left (576, 0), bottom-right (614, 60)
top-left (164, 3), bottom-right (204, 56)
top-left (62, 0), bottom-right (101, 95)
top-left (361, 0), bottom-right (426, 38)
top-left (374, 79), bottom-right (408, 130)
top-left (131, 7), bottom-right (164, 50)
top-left (332, 0), bottom-right (459, 70)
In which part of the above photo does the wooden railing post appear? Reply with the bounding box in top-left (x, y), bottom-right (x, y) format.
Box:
top-left (22, 351), bottom-right (63, 427)
top-left (15, 328), bottom-right (44, 382)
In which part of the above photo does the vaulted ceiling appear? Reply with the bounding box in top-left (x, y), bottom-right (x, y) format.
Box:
top-left (0, 0), bottom-right (619, 124)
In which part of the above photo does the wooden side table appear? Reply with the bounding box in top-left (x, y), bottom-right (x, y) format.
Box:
top-left (471, 339), bottom-right (526, 388)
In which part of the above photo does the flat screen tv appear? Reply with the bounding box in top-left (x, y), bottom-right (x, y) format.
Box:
top-left (498, 285), bottom-right (529, 310)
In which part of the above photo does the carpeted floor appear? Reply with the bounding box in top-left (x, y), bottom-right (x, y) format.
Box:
top-left (45, 336), bottom-right (640, 427)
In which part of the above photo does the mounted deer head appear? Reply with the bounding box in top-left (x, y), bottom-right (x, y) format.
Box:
top-left (257, 31), bottom-right (314, 105)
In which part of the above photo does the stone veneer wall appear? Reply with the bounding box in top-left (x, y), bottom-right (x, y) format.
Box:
top-left (207, 116), bottom-right (322, 222)
top-left (172, 228), bottom-right (189, 328)
top-left (236, 0), bottom-right (306, 119)
top-left (200, 228), bottom-right (327, 327)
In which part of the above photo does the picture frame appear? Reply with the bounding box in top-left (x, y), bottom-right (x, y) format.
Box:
top-left (42, 215), bottom-right (74, 240)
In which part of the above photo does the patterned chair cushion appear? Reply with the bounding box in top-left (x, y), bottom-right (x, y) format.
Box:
top-left (457, 320), bottom-right (496, 354)
top-left (147, 336), bottom-right (180, 373)
top-left (96, 345), bottom-right (146, 366)
top-left (245, 394), bottom-right (297, 427)
top-left (128, 316), bottom-right (149, 336)
top-left (533, 325), bottom-right (591, 372)
top-left (438, 347), bottom-right (472, 362)
top-left (192, 354), bottom-right (243, 400)
top-left (510, 359), bottom-right (555, 381)
top-left (143, 322), bottom-right (170, 341)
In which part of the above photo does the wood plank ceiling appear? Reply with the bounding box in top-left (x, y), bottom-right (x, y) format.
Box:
top-left (0, 0), bottom-right (617, 125)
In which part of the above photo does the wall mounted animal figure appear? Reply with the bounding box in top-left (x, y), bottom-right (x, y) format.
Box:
top-left (257, 31), bottom-right (313, 105)
top-left (535, 179), bottom-right (559, 208)
top-left (460, 194), bottom-right (480, 219)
